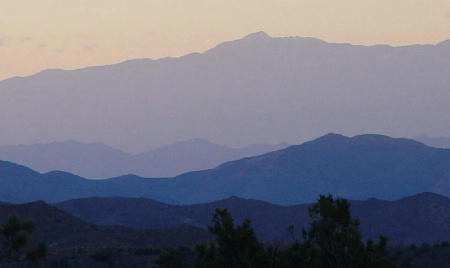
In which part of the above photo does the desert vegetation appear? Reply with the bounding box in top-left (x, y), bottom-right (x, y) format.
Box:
top-left (0, 214), bottom-right (47, 265)
top-left (1, 195), bottom-right (450, 267)
top-left (155, 195), bottom-right (394, 268)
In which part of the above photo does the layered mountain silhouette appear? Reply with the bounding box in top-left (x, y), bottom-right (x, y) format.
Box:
top-left (1, 32), bottom-right (449, 152)
top-left (0, 139), bottom-right (287, 178)
top-left (54, 192), bottom-right (450, 244)
top-left (0, 134), bottom-right (449, 205)
top-left (0, 201), bottom-right (211, 248)
top-left (2, 192), bottom-right (447, 247)
top-left (413, 134), bottom-right (450, 149)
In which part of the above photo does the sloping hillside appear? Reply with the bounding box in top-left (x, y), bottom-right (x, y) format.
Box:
top-left (56, 192), bottom-right (450, 244)
top-left (0, 201), bottom-right (211, 248)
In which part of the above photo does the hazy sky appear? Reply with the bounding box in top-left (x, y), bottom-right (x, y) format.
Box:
top-left (1, 0), bottom-right (449, 81)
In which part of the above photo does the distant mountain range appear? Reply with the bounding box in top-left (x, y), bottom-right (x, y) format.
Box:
top-left (0, 133), bottom-right (449, 205)
top-left (1, 32), bottom-right (449, 152)
top-left (0, 139), bottom-right (287, 178)
top-left (54, 192), bottom-right (450, 244)
top-left (412, 134), bottom-right (450, 149)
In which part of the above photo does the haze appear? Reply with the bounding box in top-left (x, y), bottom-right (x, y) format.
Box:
top-left (1, 0), bottom-right (450, 81)
top-left (0, 32), bottom-right (449, 152)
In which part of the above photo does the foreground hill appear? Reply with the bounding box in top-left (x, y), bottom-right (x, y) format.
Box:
top-left (1, 32), bottom-right (449, 152)
top-left (0, 139), bottom-right (287, 178)
top-left (0, 134), bottom-right (450, 205)
top-left (0, 201), bottom-right (211, 248)
top-left (55, 192), bottom-right (450, 244)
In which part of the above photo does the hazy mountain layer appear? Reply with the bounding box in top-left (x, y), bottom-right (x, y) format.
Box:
top-left (0, 134), bottom-right (449, 205)
top-left (1, 32), bottom-right (449, 152)
top-left (0, 139), bottom-right (287, 178)
top-left (413, 134), bottom-right (450, 149)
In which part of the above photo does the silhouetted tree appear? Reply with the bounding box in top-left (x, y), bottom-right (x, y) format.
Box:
top-left (303, 194), bottom-right (364, 267)
top-left (154, 248), bottom-right (186, 268)
top-left (195, 208), bottom-right (271, 268)
top-left (277, 194), bottom-right (394, 268)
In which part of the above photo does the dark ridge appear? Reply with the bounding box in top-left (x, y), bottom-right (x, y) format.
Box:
top-left (55, 192), bottom-right (450, 244)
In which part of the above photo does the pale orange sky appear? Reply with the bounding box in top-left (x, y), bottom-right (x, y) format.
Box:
top-left (1, 0), bottom-right (449, 81)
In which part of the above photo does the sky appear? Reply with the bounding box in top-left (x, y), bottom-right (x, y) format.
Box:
top-left (1, 0), bottom-right (450, 81)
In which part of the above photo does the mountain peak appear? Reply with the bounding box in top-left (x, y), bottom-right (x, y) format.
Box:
top-left (311, 133), bottom-right (349, 143)
top-left (243, 31), bottom-right (271, 40)
top-left (437, 39), bottom-right (450, 47)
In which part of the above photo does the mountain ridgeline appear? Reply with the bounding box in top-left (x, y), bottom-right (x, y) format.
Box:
top-left (0, 134), bottom-right (449, 205)
top-left (54, 192), bottom-right (450, 244)
top-left (0, 201), bottom-right (212, 248)
top-left (0, 32), bottom-right (449, 152)
top-left (0, 139), bottom-right (288, 178)
top-left (3, 192), bottom-right (450, 250)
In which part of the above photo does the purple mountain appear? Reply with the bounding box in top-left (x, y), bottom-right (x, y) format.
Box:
top-left (1, 32), bottom-right (449, 152)
top-left (0, 139), bottom-right (288, 178)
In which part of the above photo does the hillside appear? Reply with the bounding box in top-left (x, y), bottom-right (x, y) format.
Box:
top-left (352, 192), bottom-right (450, 244)
top-left (167, 133), bottom-right (450, 204)
top-left (55, 192), bottom-right (450, 244)
top-left (0, 134), bottom-right (449, 205)
top-left (0, 201), bottom-right (211, 248)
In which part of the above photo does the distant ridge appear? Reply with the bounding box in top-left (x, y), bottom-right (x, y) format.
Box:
top-left (0, 133), bottom-right (449, 205)
top-left (0, 139), bottom-right (288, 178)
top-left (1, 32), bottom-right (449, 152)
top-left (243, 31), bottom-right (272, 39)
top-left (412, 134), bottom-right (450, 149)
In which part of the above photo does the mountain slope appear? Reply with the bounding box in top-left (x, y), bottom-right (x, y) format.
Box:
top-left (351, 192), bottom-right (450, 244)
top-left (0, 201), bottom-right (211, 248)
top-left (131, 139), bottom-right (288, 178)
top-left (413, 134), bottom-right (450, 149)
top-left (0, 161), bottom-right (42, 203)
top-left (167, 133), bottom-right (450, 204)
top-left (0, 139), bottom-right (287, 178)
top-left (1, 32), bottom-right (449, 152)
top-left (0, 134), bottom-right (449, 205)
top-left (55, 192), bottom-right (450, 244)
top-left (0, 141), bottom-right (130, 179)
